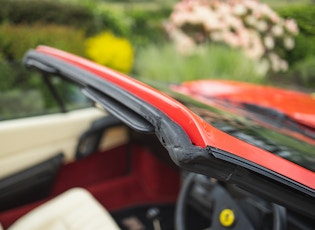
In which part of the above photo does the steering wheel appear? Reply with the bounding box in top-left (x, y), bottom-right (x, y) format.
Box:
top-left (175, 173), bottom-right (287, 230)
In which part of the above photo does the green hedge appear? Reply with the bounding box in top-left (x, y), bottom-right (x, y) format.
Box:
top-left (95, 6), bottom-right (171, 47)
top-left (277, 4), bottom-right (315, 36)
top-left (277, 4), bottom-right (315, 65)
top-left (0, 0), bottom-right (172, 47)
top-left (276, 4), bottom-right (315, 87)
top-left (0, 0), bottom-right (97, 35)
top-left (127, 7), bottom-right (171, 46)
top-left (291, 56), bottom-right (315, 87)
top-left (0, 24), bottom-right (86, 61)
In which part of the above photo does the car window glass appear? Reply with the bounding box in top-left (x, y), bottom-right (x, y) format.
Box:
top-left (49, 76), bottom-right (92, 111)
top-left (0, 61), bottom-right (58, 120)
top-left (0, 62), bottom-right (91, 121)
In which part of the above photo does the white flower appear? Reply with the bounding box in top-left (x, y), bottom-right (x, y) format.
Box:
top-left (269, 53), bottom-right (282, 72)
top-left (259, 4), bottom-right (280, 23)
top-left (245, 15), bottom-right (257, 26)
top-left (193, 6), bottom-right (213, 24)
top-left (186, 12), bottom-right (203, 25)
top-left (245, 32), bottom-right (265, 59)
top-left (217, 4), bottom-right (231, 16)
top-left (225, 15), bottom-right (243, 30)
top-left (233, 4), bottom-right (247, 16)
top-left (257, 58), bottom-right (270, 75)
top-left (171, 12), bottom-right (186, 26)
top-left (176, 35), bottom-right (196, 55)
top-left (166, 0), bottom-right (298, 73)
top-left (271, 25), bottom-right (284, 37)
top-left (284, 36), bottom-right (295, 50)
top-left (243, 0), bottom-right (258, 10)
top-left (280, 60), bottom-right (288, 72)
top-left (264, 36), bottom-right (274, 50)
top-left (223, 32), bottom-right (240, 47)
top-left (237, 28), bottom-right (251, 47)
top-left (204, 16), bottom-right (222, 31)
top-left (210, 31), bottom-right (223, 41)
top-left (256, 20), bottom-right (268, 32)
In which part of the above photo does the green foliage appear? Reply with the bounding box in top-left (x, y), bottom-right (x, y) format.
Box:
top-left (277, 4), bottom-right (315, 36)
top-left (290, 56), bottom-right (315, 87)
top-left (0, 0), bottom-right (97, 35)
top-left (95, 5), bottom-right (171, 47)
top-left (127, 7), bottom-right (171, 46)
top-left (277, 4), bottom-right (315, 65)
top-left (0, 0), bottom-right (172, 49)
top-left (0, 62), bottom-right (49, 120)
top-left (0, 24), bottom-right (86, 61)
top-left (94, 6), bottom-right (133, 38)
top-left (276, 4), bottom-right (315, 87)
top-left (134, 43), bottom-right (265, 83)
top-left (0, 62), bottom-right (91, 120)
top-left (286, 34), bottom-right (315, 65)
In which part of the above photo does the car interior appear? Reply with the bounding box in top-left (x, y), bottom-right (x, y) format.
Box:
top-left (0, 112), bottom-right (181, 229)
top-left (0, 51), bottom-right (314, 230)
top-left (1, 112), bottom-right (314, 230)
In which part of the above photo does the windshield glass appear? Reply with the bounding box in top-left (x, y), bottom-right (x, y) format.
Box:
top-left (187, 103), bottom-right (315, 172)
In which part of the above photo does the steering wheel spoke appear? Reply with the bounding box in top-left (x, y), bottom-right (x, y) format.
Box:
top-left (175, 173), bottom-right (286, 230)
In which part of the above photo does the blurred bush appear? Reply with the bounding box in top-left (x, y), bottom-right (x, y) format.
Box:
top-left (0, 0), bottom-right (172, 49)
top-left (290, 56), bottom-right (315, 87)
top-left (95, 6), bottom-right (171, 47)
top-left (85, 31), bottom-right (134, 73)
top-left (276, 4), bottom-right (315, 65)
top-left (0, 24), bottom-right (86, 61)
top-left (0, 0), bottom-right (97, 35)
top-left (127, 7), bottom-right (171, 46)
top-left (276, 4), bottom-right (315, 87)
top-left (134, 43), bottom-right (264, 83)
top-left (165, 0), bottom-right (300, 75)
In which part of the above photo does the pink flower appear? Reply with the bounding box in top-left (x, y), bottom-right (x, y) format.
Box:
top-left (236, 27), bottom-right (251, 47)
top-left (165, 0), bottom-right (298, 73)
top-left (285, 19), bottom-right (299, 35)
top-left (242, 0), bottom-right (258, 10)
top-left (245, 31), bottom-right (265, 59)
top-left (223, 31), bottom-right (241, 47)
top-left (224, 15), bottom-right (243, 30)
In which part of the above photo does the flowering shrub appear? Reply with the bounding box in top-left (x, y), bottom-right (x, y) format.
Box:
top-left (165, 0), bottom-right (299, 73)
top-left (85, 31), bottom-right (134, 73)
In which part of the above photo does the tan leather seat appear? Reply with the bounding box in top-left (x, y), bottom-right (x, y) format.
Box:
top-left (7, 188), bottom-right (120, 230)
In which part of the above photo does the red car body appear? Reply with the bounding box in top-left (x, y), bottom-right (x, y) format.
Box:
top-left (1, 46), bottom-right (314, 229)
top-left (35, 46), bottom-right (315, 191)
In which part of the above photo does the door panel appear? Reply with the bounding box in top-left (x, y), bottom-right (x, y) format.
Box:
top-left (0, 108), bottom-right (105, 179)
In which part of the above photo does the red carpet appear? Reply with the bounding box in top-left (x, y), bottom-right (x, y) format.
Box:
top-left (0, 145), bottom-right (180, 228)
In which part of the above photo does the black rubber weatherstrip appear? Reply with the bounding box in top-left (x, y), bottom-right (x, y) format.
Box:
top-left (23, 49), bottom-right (315, 218)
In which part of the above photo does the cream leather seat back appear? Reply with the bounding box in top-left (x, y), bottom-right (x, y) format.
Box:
top-left (8, 188), bottom-right (120, 230)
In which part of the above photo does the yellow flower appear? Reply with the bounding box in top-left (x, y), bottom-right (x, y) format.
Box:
top-left (85, 31), bottom-right (134, 73)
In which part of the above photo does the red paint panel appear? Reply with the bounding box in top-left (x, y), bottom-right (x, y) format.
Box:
top-left (174, 80), bottom-right (315, 128)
